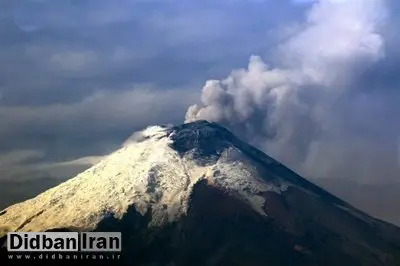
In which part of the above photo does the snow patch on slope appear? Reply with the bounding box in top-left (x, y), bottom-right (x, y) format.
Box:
top-left (204, 147), bottom-right (289, 216)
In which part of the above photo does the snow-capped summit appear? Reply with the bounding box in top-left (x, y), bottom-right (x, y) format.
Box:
top-left (0, 120), bottom-right (288, 232)
top-left (1, 121), bottom-right (400, 266)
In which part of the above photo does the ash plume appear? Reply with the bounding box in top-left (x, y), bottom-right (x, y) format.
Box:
top-left (186, 0), bottom-right (399, 180)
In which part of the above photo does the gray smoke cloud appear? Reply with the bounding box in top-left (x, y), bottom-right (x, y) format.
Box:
top-left (186, 0), bottom-right (399, 181)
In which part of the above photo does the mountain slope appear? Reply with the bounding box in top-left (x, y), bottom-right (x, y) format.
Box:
top-left (1, 120), bottom-right (400, 266)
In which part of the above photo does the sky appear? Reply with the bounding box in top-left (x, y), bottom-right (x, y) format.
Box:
top-left (0, 0), bottom-right (399, 191)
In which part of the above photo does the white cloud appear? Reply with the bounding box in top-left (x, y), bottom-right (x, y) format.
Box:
top-left (282, 0), bottom-right (386, 83)
top-left (50, 51), bottom-right (98, 71)
top-left (0, 150), bottom-right (103, 181)
top-left (0, 84), bottom-right (199, 141)
top-left (0, 150), bottom-right (44, 168)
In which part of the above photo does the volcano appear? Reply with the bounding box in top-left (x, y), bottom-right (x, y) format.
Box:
top-left (1, 121), bottom-right (400, 266)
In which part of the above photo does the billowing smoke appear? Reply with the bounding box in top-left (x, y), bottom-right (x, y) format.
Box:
top-left (186, 0), bottom-right (398, 180)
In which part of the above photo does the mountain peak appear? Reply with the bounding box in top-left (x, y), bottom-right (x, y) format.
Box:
top-left (167, 120), bottom-right (235, 161)
top-left (0, 121), bottom-right (288, 233)
top-left (1, 122), bottom-right (400, 266)
top-left (0, 121), bottom-right (353, 233)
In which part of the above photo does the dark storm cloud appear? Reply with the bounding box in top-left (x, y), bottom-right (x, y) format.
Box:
top-left (0, 0), bottom-right (308, 180)
top-left (0, 0), bottom-right (305, 105)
